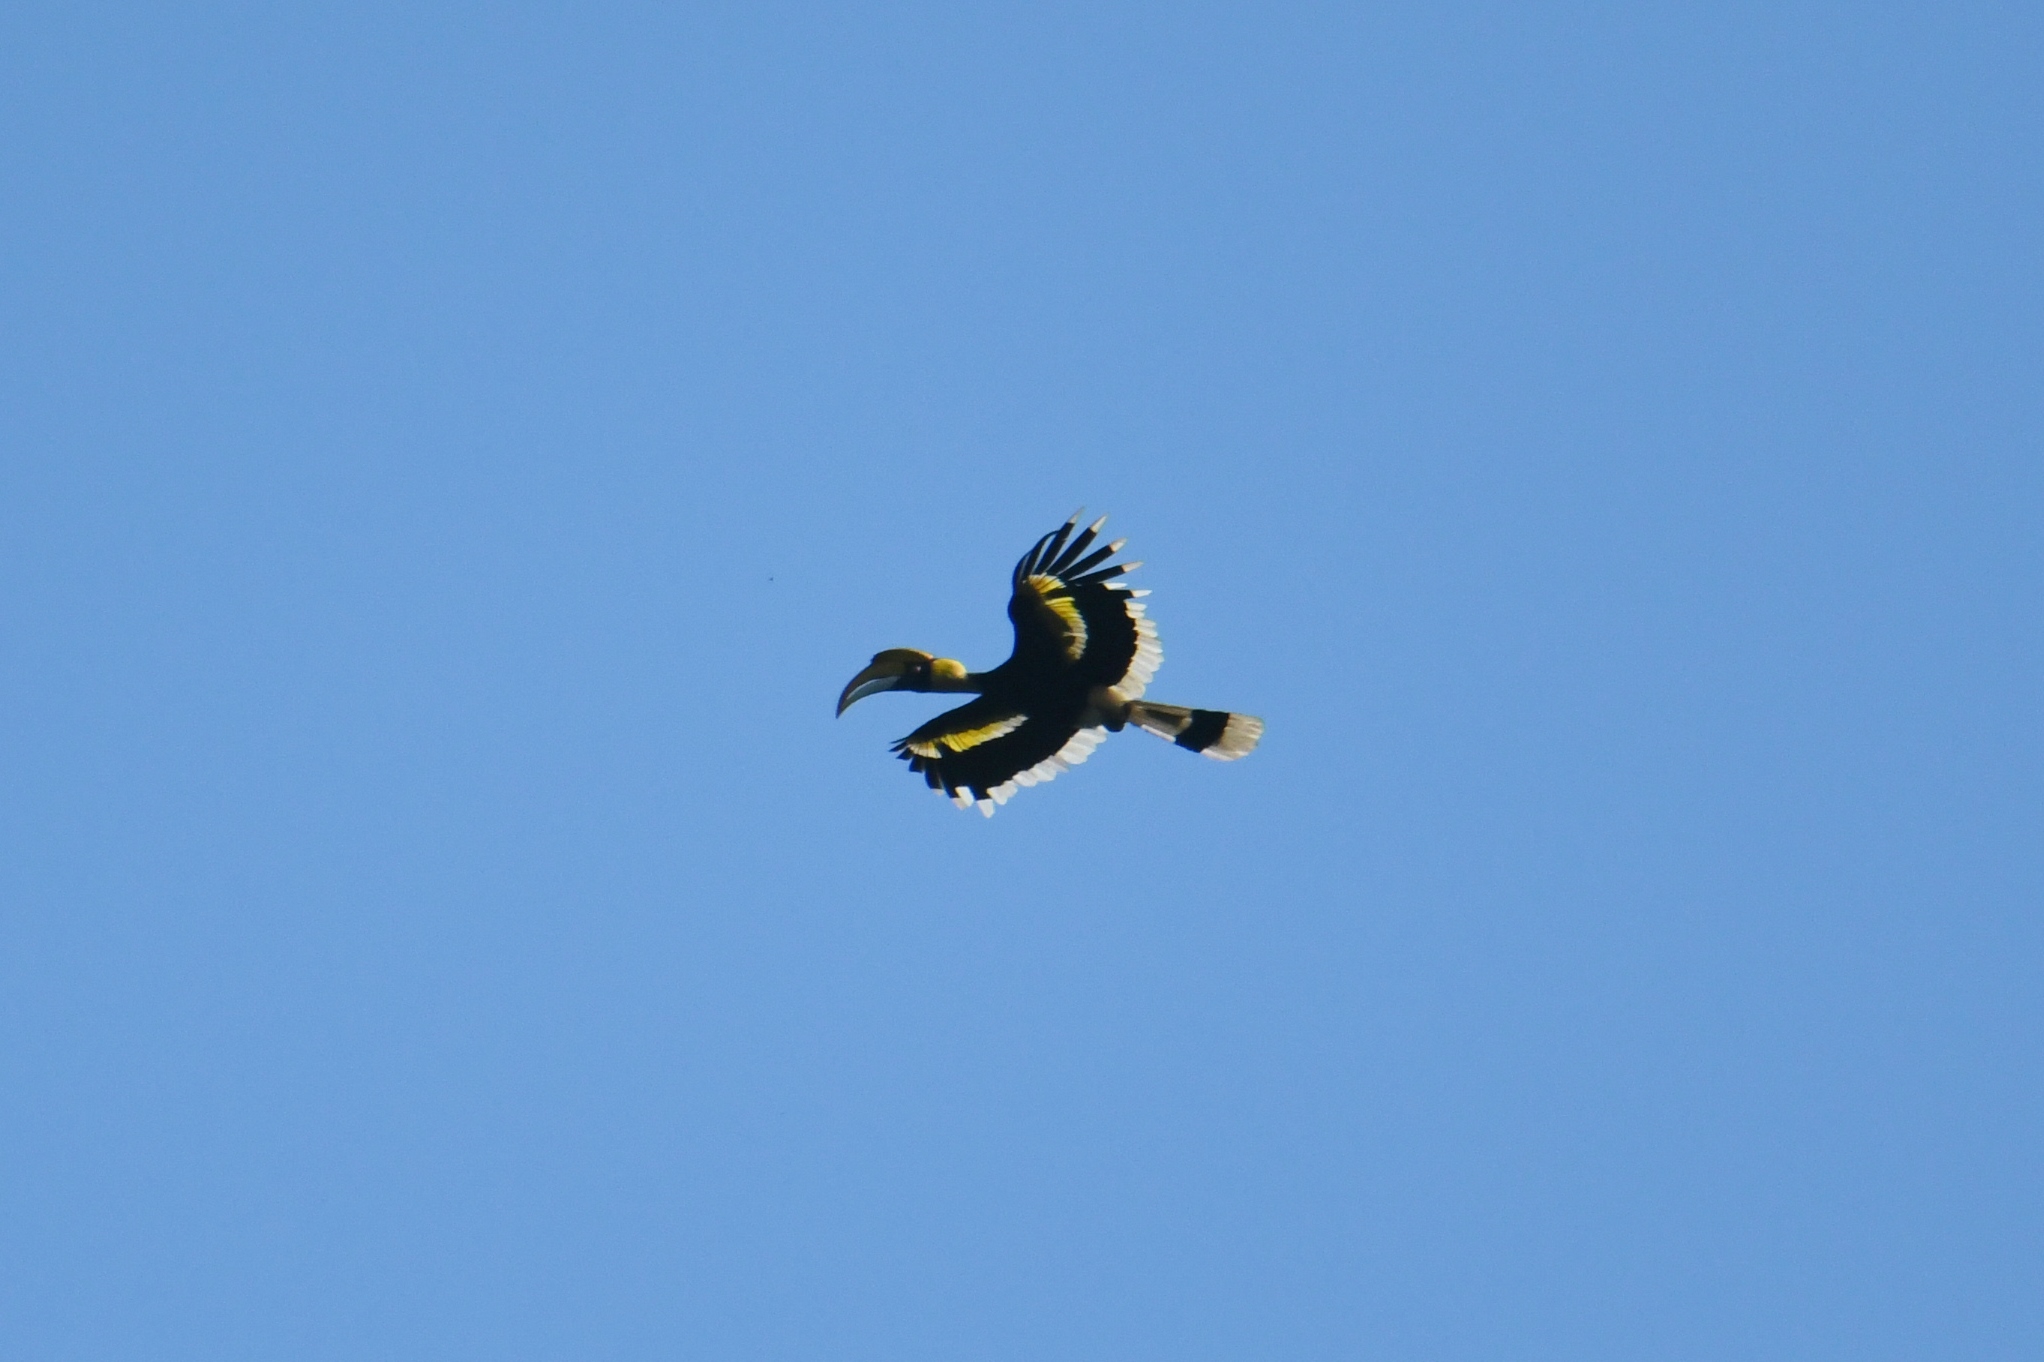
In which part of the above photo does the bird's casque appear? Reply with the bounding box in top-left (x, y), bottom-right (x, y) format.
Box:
top-left (836, 511), bottom-right (1263, 815)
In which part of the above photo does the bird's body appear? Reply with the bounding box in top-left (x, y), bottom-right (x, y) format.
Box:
top-left (836, 512), bottom-right (1262, 815)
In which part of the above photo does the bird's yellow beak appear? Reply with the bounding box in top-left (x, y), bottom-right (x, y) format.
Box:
top-left (836, 649), bottom-right (930, 716)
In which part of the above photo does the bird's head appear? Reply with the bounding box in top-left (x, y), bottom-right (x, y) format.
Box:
top-left (836, 649), bottom-right (970, 715)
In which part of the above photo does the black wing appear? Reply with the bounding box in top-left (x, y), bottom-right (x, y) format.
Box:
top-left (892, 696), bottom-right (1108, 816)
top-left (1004, 512), bottom-right (1162, 696)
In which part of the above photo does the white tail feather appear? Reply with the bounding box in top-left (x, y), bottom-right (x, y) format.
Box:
top-left (1126, 702), bottom-right (1263, 760)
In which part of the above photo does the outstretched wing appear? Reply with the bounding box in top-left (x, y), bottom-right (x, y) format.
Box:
top-left (892, 697), bottom-right (1108, 817)
top-left (1006, 512), bottom-right (1163, 699)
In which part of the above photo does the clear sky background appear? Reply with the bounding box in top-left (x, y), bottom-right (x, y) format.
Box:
top-left (3, 4), bottom-right (2039, 1358)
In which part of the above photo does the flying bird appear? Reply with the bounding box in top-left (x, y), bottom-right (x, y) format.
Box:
top-left (836, 511), bottom-right (1263, 815)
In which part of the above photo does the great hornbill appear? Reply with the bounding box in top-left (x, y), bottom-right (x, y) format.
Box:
top-left (836, 512), bottom-right (1263, 815)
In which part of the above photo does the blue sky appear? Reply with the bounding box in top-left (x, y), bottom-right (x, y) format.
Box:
top-left (3, 3), bottom-right (2038, 1358)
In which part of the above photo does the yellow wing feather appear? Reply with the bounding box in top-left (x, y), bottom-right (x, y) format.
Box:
top-left (1024, 574), bottom-right (1088, 660)
top-left (904, 712), bottom-right (1030, 758)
